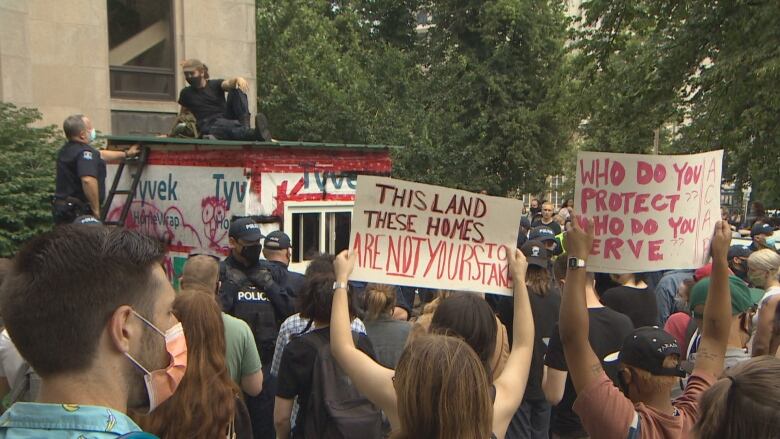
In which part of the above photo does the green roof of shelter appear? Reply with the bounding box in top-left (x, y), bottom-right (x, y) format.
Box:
top-left (103, 135), bottom-right (403, 150)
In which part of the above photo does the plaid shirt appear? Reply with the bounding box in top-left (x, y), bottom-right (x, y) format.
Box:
top-left (271, 313), bottom-right (366, 377)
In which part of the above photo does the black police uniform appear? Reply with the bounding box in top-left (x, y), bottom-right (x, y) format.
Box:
top-left (258, 259), bottom-right (306, 299)
top-left (52, 140), bottom-right (106, 224)
top-left (218, 254), bottom-right (292, 364)
top-left (219, 254), bottom-right (292, 439)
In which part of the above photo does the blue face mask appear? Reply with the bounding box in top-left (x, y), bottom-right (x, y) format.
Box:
top-left (766, 236), bottom-right (777, 248)
top-left (88, 128), bottom-right (96, 143)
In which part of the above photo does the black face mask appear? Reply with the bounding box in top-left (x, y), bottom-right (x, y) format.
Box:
top-left (185, 75), bottom-right (202, 87)
top-left (733, 261), bottom-right (747, 277)
top-left (240, 245), bottom-right (261, 265)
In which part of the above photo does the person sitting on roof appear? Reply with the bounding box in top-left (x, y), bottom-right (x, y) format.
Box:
top-left (177, 59), bottom-right (272, 141)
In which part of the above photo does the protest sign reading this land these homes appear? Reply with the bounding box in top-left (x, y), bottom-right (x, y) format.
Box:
top-left (349, 176), bottom-right (523, 295)
top-left (574, 150), bottom-right (724, 273)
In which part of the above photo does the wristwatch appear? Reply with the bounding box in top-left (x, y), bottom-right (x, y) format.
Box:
top-left (332, 281), bottom-right (349, 291)
top-left (567, 257), bottom-right (586, 269)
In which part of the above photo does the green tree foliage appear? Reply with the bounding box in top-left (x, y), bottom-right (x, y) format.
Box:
top-left (0, 103), bottom-right (60, 256)
top-left (256, 0), bottom-right (422, 145)
top-left (256, 0), bottom-right (574, 196)
top-left (394, 0), bottom-right (573, 195)
top-left (572, 0), bottom-right (780, 205)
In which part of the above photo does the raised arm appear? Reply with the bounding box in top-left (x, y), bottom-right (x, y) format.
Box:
top-left (558, 218), bottom-right (604, 394)
top-left (331, 251), bottom-right (399, 428)
top-left (492, 248), bottom-right (534, 438)
top-left (693, 221), bottom-right (732, 376)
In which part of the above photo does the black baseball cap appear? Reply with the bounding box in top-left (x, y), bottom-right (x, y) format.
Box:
top-left (264, 230), bottom-right (291, 250)
top-left (727, 245), bottom-right (753, 260)
top-left (751, 222), bottom-right (774, 237)
top-left (618, 327), bottom-right (686, 377)
top-left (521, 240), bottom-right (549, 268)
top-left (229, 217), bottom-right (263, 242)
top-left (529, 226), bottom-right (556, 242)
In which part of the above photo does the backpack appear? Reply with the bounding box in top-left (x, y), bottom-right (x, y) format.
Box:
top-left (169, 112), bottom-right (199, 138)
top-left (299, 331), bottom-right (383, 439)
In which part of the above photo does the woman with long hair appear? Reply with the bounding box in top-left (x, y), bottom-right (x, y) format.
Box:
top-left (134, 290), bottom-right (251, 438)
top-left (330, 249), bottom-right (534, 439)
top-left (429, 293), bottom-right (509, 382)
top-left (694, 356), bottom-right (780, 438)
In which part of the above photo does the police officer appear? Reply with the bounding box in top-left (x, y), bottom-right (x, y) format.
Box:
top-left (219, 218), bottom-right (292, 362)
top-left (53, 114), bottom-right (139, 224)
top-left (219, 217), bottom-right (292, 439)
top-left (259, 230), bottom-right (305, 299)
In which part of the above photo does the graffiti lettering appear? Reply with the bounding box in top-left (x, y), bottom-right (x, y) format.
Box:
top-left (304, 170), bottom-right (357, 191)
top-left (213, 173), bottom-right (247, 209)
top-left (138, 173), bottom-right (179, 201)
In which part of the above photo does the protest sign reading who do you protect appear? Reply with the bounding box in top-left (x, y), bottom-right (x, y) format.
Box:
top-left (349, 176), bottom-right (523, 295)
top-left (575, 150), bottom-right (724, 273)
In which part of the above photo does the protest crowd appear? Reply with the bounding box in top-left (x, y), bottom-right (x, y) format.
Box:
top-left (0, 59), bottom-right (779, 439)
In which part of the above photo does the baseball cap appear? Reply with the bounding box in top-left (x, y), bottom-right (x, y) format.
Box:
top-left (229, 217), bottom-right (263, 242)
top-left (688, 275), bottom-right (753, 316)
top-left (618, 327), bottom-right (686, 377)
top-left (693, 263), bottom-right (714, 281)
top-left (751, 222), bottom-right (774, 237)
top-left (72, 215), bottom-right (102, 226)
top-left (181, 59), bottom-right (205, 72)
top-left (529, 226), bottom-right (556, 242)
top-left (264, 230), bottom-right (291, 250)
top-left (727, 245), bottom-right (753, 260)
top-left (521, 240), bottom-right (549, 268)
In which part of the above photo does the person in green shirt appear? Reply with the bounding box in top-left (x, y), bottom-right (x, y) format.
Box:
top-left (181, 255), bottom-right (264, 396)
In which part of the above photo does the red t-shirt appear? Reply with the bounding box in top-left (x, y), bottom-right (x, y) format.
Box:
top-left (573, 370), bottom-right (715, 439)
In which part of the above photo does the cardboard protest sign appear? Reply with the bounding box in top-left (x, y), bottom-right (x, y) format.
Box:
top-left (575, 150), bottom-right (723, 273)
top-left (349, 176), bottom-right (523, 295)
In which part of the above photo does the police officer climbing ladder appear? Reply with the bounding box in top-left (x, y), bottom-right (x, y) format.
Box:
top-left (218, 218), bottom-right (293, 365)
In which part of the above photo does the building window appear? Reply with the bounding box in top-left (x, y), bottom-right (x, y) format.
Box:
top-left (108, 0), bottom-right (175, 100)
top-left (285, 202), bottom-right (353, 263)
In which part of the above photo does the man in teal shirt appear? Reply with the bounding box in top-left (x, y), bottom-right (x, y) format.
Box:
top-left (0, 226), bottom-right (182, 438)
